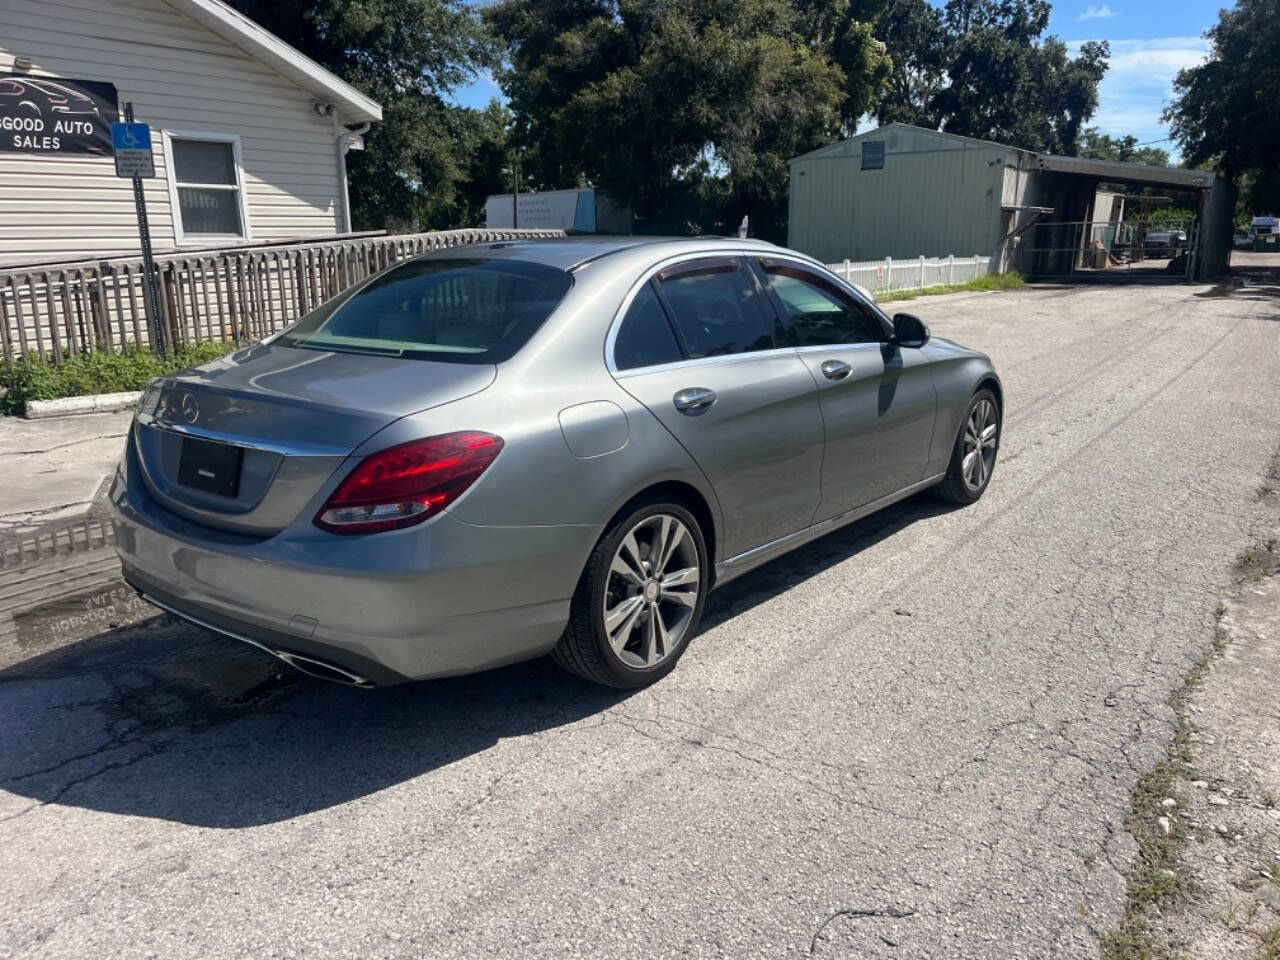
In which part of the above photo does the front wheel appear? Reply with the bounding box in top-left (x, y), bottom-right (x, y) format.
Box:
top-left (934, 389), bottom-right (1000, 504)
top-left (552, 499), bottom-right (708, 688)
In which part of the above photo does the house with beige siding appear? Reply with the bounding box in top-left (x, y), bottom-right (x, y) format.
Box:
top-left (0, 0), bottom-right (381, 267)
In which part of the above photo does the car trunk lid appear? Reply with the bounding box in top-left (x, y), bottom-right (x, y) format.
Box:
top-left (133, 343), bottom-right (495, 534)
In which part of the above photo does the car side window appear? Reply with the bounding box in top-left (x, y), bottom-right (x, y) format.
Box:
top-left (614, 282), bottom-right (685, 371)
top-left (758, 261), bottom-right (886, 347)
top-left (655, 260), bottom-right (774, 359)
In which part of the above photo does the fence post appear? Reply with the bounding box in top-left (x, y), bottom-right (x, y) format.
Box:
top-left (884, 256), bottom-right (892, 293)
top-left (948, 254), bottom-right (955, 284)
top-left (842, 259), bottom-right (850, 283)
top-left (918, 255), bottom-right (925, 290)
top-left (975, 254), bottom-right (982, 278)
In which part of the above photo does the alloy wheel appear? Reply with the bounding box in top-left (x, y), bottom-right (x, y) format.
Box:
top-left (961, 397), bottom-right (999, 492)
top-left (602, 514), bottom-right (700, 669)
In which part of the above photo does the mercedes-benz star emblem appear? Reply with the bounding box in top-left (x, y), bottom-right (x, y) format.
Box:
top-left (180, 393), bottom-right (199, 424)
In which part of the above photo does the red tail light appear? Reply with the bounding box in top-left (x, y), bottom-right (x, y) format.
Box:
top-left (314, 431), bottom-right (504, 535)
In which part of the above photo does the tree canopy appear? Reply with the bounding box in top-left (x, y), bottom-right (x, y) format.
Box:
top-left (875, 0), bottom-right (1108, 155)
top-left (226, 0), bottom-right (1122, 238)
top-left (486, 0), bottom-right (891, 240)
top-left (1078, 128), bottom-right (1171, 168)
top-left (226, 0), bottom-right (505, 231)
top-left (1164, 0), bottom-right (1280, 213)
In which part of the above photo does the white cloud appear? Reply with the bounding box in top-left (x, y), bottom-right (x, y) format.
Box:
top-left (1063, 36), bottom-right (1212, 155)
top-left (1080, 4), bottom-right (1118, 20)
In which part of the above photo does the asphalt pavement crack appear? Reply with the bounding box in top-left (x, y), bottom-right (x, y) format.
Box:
top-left (0, 434), bottom-right (126, 457)
top-left (809, 905), bottom-right (917, 954)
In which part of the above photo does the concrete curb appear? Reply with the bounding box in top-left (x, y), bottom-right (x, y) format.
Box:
top-left (25, 391), bottom-right (141, 420)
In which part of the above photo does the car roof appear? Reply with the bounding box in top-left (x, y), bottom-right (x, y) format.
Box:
top-left (415, 235), bottom-right (779, 271)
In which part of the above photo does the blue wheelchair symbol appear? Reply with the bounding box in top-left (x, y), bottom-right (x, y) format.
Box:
top-left (111, 122), bottom-right (151, 151)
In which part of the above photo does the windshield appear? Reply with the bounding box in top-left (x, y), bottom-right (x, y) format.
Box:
top-left (276, 257), bottom-right (573, 363)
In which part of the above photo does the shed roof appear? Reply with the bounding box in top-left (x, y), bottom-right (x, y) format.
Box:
top-left (791, 123), bottom-right (1225, 192)
top-left (1028, 153), bottom-right (1218, 190)
top-left (790, 124), bottom-right (1023, 163)
top-left (170, 0), bottom-right (382, 123)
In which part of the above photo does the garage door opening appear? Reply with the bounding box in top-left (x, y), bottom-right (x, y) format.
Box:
top-left (1019, 217), bottom-right (1200, 282)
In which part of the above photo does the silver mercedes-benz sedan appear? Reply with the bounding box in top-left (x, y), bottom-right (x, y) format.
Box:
top-left (111, 237), bottom-right (1002, 689)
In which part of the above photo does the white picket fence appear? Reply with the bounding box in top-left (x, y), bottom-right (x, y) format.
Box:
top-left (826, 254), bottom-right (990, 296)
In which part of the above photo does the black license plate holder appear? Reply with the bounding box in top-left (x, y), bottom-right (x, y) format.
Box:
top-left (177, 437), bottom-right (243, 498)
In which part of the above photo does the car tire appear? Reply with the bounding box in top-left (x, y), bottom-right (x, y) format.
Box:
top-left (552, 497), bottom-right (708, 689)
top-left (934, 388), bottom-right (1001, 504)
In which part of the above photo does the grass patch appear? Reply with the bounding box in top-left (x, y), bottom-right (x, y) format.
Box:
top-left (1259, 924), bottom-right (1280, 960)
top-left (0, 341), bottom-right (236, 416)
top-left (1102, 606), bottom-right (1231, 960)
top-left (1235, 538), bottom-right (1280, 584)
top-left (877, 271), bottom-right (1026, 303)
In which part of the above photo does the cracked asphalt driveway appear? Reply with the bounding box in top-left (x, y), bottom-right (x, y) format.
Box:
top-left (2, 278), bottom-right (1279, 959)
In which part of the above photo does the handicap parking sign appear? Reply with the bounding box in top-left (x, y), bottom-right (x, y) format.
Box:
top-left (111, 122), bottom-right (154, 178)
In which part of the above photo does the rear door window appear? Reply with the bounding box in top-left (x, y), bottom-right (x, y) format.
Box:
top-left (277, 258), bottom-right (573, 363)
top-left (655, 259), bottom-right (774, 359)
top-left (614, 283), bottom-right (684, 370)
top-left (755, 259), bottom-right (887, 346)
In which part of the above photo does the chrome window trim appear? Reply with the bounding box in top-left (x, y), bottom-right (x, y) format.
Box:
top-left (793, 342), bottom-right (888, 357)
top-left (612, 345), bottom-right (804, 379)
top-left (604, 248), bottom-right (892, 376)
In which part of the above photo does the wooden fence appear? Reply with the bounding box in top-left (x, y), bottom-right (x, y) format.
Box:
top-left (0, 228), bottom-right (566, 362)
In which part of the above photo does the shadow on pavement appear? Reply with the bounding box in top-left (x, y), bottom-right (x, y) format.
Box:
top-left (0, 490), bottom-right (953, 828)
top-left (703, 490), bottom-right (957, 631)
top-left (1196, 257), bottom-right (1280, 310)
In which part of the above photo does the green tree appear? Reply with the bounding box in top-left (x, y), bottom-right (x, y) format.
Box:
top-left (874, 0), bottom-right (1108, 154)
top-left (226, 0), bottom-right (499, 231)
top-left (487, 0), bottom-right (889, 240)
top-left (1164, 0), bottom-right (1280, 213)
top-left (873, 0), bottom-right (946, 128)
top-left (1078, 127), bottom-right (1171, 167)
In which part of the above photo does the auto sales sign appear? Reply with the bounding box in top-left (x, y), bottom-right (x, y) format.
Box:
top-left (0, 74), bottom-right (118, 155)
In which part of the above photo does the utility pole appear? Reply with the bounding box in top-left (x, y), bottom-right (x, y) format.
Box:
top-left (503, 154), bottom-right (522, 229)
top-left (512, 155), bottom-right (521, 229)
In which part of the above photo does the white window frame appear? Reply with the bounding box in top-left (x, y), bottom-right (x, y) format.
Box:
top-left (161, 129), bottom-right (252, 246)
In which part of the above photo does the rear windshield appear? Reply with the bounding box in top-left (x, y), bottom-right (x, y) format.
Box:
top-left (276, 257), bottom-right (573, 363)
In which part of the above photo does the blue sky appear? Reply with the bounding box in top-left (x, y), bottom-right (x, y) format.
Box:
top-left (451, 0), bottom-right (1220, 159)
top-left (1055, 0), bottom-right (1217, 157)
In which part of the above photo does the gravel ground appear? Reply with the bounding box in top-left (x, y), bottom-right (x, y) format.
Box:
top-left (1, 275), bottom-right (1279, 959)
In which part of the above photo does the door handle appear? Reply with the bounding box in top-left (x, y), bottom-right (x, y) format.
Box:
top-left (820, 360), bottom-right (852, 381)
top-left (673, 387), bottom-right (717, 416)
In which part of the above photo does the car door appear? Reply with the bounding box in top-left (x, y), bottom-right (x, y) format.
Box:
top-left (751, 257), bottom-right (937, 521)
top-left (610, 257), bottom-right (824, 559)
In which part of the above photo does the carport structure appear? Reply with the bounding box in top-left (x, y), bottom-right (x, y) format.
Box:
top-left (1006, 153), bottom-right (1237, 282)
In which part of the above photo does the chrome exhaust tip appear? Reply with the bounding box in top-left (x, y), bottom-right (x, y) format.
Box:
top-left (273, 650), bottom-right (373, 688)
top-left (137, 590), bottom-right (375, 689)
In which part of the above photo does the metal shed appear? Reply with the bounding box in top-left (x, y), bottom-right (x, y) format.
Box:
top-left (788, 124), bottom-right (1236, 282)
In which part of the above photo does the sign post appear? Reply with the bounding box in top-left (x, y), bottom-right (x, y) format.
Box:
top-left (113, 105), bottom-right (165, 354)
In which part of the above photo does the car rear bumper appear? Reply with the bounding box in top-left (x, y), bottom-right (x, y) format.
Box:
top-left (109, 436), bottom-right (599, 684)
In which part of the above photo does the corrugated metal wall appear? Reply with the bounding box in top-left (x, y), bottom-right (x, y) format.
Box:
top-left (787, 130), bottom-right (1006, 264)
top-left (0, 0), bottom-right (347, 267)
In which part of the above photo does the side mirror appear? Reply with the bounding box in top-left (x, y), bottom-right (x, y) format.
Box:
top-left (892, 312), bottom-right (930, 347)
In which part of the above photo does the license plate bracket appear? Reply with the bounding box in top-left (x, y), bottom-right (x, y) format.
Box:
top-left (177, 437), bottom-right (243, 498)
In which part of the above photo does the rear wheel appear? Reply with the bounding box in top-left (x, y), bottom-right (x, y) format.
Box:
top-left (934, 389), bottom-right (1000, 504)
top-left (552, 498), bottom-right (708, 688)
